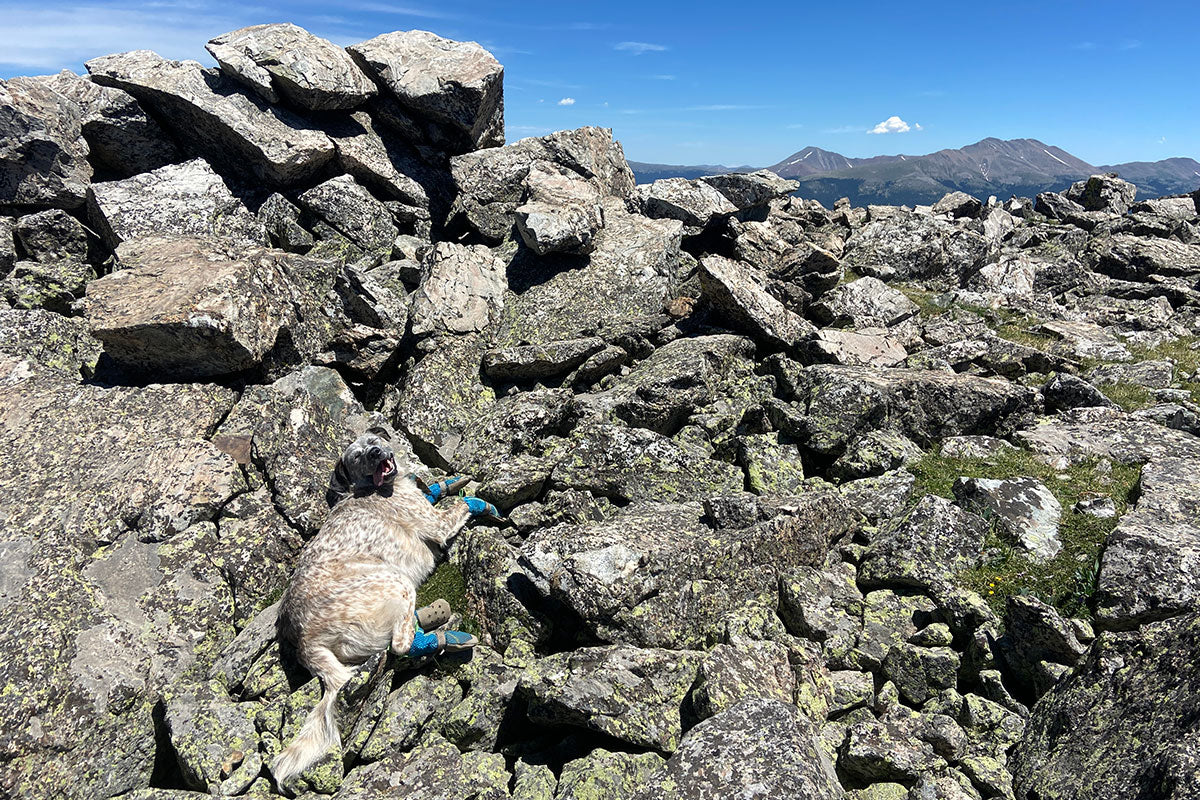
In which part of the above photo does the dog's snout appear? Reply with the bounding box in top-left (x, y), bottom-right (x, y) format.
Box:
top-left (368, 445), bottom-right (383, 460)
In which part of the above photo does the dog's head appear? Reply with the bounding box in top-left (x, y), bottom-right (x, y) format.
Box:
top-left (327, 430), bottom-right (398, 505)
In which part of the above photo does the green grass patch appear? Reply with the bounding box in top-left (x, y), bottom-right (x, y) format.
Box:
top-left (908, 446), bottom-right (1142, 619)
top-left (417, 561), bottom-right (480, 636)
top-left (897, 285), bottom-right (949, 319)
top-left (1098, 381), bottom-right (1155, 411)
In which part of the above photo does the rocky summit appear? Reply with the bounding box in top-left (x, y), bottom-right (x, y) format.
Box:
top-left (2, 21), bottom-right (1200, 800)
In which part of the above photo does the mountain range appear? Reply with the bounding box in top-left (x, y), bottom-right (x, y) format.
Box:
top-left (628, 138), bottom-right (1200, 206)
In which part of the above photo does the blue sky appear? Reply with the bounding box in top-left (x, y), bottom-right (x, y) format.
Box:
top-left (2, 0), bottom-right (1196, 167)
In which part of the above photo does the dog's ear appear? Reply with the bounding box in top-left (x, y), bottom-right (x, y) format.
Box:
top-left (327, 457), bottom-right (353, 508)
top-left (367, 425), bottom-right (393, 442)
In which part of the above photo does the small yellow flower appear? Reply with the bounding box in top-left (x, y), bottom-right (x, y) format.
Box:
top-left (988, 590), bottom-right (995, 595)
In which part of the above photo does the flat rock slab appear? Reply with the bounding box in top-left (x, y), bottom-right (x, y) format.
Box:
top-left (698, 169), bottom-right (799, 210)
top-left (0, 307), bottom-right (102, 378)
top-left (0, 76), bottom-right (92, 208)
top-left (631, 698), bottom-right (842, 800)
top-left (700, 254), bottom-right (815, 349)
top-left (207, 23), bottom-right (376, 110)
top-left (1016, 409), bottom-right (1200, 467)
top-left (1095, 457), bottom-right (1200, 629)
top-left (297, 174), bottom-right (397, 254)
top-left (638, 177), bottom-right (736, 229)
top-left (859, 494), bottom-right (989, 591)
top-left (87, 158), bottom-right (267, 249)
top-left (954, 476), bottom-right (1063, 560)
top-left (520, 645), bottom-right (702, 751)
top-left (811, 276), bottom-right (919, 329)
top-left (84, 235), bottom-right (335, 379)
top-left (348, 30), bottom-right (503, 152)
top-left (86, 49), bottom-right (334, 185)
top-left (482, 336), bottom-right (605, 381)
top-left (805, 328), bottom-right (908, 368)
top-left (409, 242), bottom-right (507, 336)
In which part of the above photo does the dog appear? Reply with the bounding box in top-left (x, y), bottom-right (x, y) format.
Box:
top-left (271, 431), bottom-right (494, 785)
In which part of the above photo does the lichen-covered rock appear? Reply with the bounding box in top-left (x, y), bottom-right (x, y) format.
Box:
top-left (164, 682), bottom-right (261, 795)
top-left (36, 69), bottom-right (180, 178)
top-left (1011, 612), bottom-right (1200, 800)
top-left (699, 169), bottom-right (799, 210)
top-left (805, 328), bottom-right (909, 368)
top-left (882, 643), bottom-right (960, 706)
top-left (840, 707), bottom-right (953, 785)
top-left (1017, 408), bottom-right (1200, 467)
top-left (859, 495), bottom-right (988, 591)
top-left (0, 307), bottom-right (102, 377)
top-left (482, 336), bottom-right (605, 381)
top-left (14, 208), bottom-right (89, 262)
top-left (839, 470), bottom-right (916, 524)
top-left (631, 698), bottom-right (841, 800)
top-left (0, 76), bottom-right (92, 208)
top-left (409, 241), bottom-right (507, 336)
top-left (996, 595), bottom-right (1086, 702)
top-left (1036, 319), bottom-right (1131, 363)
top-left (207, 23), bottom-right (376, 110)
top-left (1094, 457), bottom-right (1200, 629)
top-left (449, 127), bottom-right (634, 242)
top-left (691, 640), bottom-right (796, 720)
top-left (933, 191), bottom-right (982, 219)
top-left (298, 173), bottom-right (399, 256)
top-left (348, 29), bottom-right (503, 152)
top-left (4, 258), bottom-right (94, 314)
top-left (699, 254), bottom-right (815, 348)
top-left (83, 235), bottom-right (336, 379)
top-left (86, 49), bottom-right (335, 185)
top-left (830, 429), bottom-right (922, 481)
top-left (811, 276), bottom-right (919, 329)
top-left (86, 159), bottom-right (267, 249)
top-left (336, 732), bottom-right (510, 799)
top-left (521, 645), bottom-right (701, 751)
top-left (738, 432), bottom-right (808, 495)
top-left (638, 177), bottom-right (737, 229)
top-left (257, 192), bottom-right (313, 253)
top-left (326, 111), bottom-right (436, 210)
top-left (1066, 173), bottom-right (1137, 214)
top-left (779, 564), bottom-right (864, 664)
top-left (1041, 372), bottom-right (1119, 412)
top-left (557, 748), bottom-right (666, 800)
top-left (842, 212), bottom-right (988, 287)
top-left (953, 476), bottom-right (1063, 561)
top-left (515, 161), bottom-right (605, 255)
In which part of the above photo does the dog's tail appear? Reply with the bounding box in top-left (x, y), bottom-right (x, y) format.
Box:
top-left (272, 653), bottom-right (351, 787)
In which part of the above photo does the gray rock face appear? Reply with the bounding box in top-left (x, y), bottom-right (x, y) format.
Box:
top-left (297, 174), bottom-right (397, 254)
top-left (348, 29), bottom-right (503, 152)
top-left (700, 254), bottom-right (815, 348)
top-left (4, 257), bottom-right (94, 313)
top-left (521, 645), bottom-right (701, 751)
top-left (256, 192), bottom-right (313, 253)
top-left (998, 595), bottom-right (1086, 701)
top-left (691, 640), bottom-right (796, 720)
top-left (859, 495), bottom-right (989, 591)
top-left (932, 191), bottom-right (982, 219)
top-left (86, 158), bottom-right (267, 249)
top-left (1066, 173), bottom-right (1137, 214)
top-left (515, 161), bottom-right (605, 255)
top-left (83, 235), bottom-right (336, 378)
top-left (0, 76), bottom-right (92, 208)
top-left (842, 212), bottom-right (987, 287)
top-left (326, 110), bottom-right (435, 209)
top-left (0, 216), bottom-right (14, 274)
top-left (482, 336), bottom-right (605, 381)
top-left (164, 682), bottom-right (261, 795)
top-left (1017, 409), bottom-right (1200, 467)
top-left (14, 208), bottom-right (88, 263)
top-left (0, 307), bottom-right (102, 377)
top-left (450, 127), bottom-right (634, 242)
top-left (409, 241), bottom-right (506, 336)
top-left (38, 70), bottom-right (179, 178)
top-left (338, 733), bottom-right (509, 799)
top-left (206, 23), bottom-right (376, 110)
top-left (1042, 372), bottom-right (1119, 412)
top-left (86, 50), bottom-right (335, 185)
top-left (811, 276), bottom-right (920, 329)
top-left (557, 749), bottom-right (665, 800)
top-left (638, 177), bottom-right (737, 229)
top-left (1035, 191), bottom-right (1087, 221)
top-left (631, 698), bottom-right (842, 800)
top-left (698, 169), bottom-right (799, 210)
top-left (953, 476), bottom-right (1063, 560)
top-left (1095, 457), bottom-right (1200, 629)
top-left (1012, 612), bottom-right (1200, 800)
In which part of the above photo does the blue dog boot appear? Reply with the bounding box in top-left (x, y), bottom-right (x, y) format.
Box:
top-left (461, 496), bottom-right (500, 518)
top-left (423, 475), bottom-right (470, 504)
top-left (408, 627), bottom-right (478, 658)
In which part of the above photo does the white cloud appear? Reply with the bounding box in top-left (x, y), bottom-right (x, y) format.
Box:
top-left (869, 115), bottom-right (918, 134)
top-left (651, 74), bottom-right (675, 80)
top-left (615, 41), bottom-right (667, 55)
top-left (557, 97), bottom-right (575, 106)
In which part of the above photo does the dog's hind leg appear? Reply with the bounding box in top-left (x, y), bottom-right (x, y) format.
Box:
top-left (272, 646), bottom-right (355, 786)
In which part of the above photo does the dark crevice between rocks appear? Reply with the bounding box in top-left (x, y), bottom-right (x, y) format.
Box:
top-left (501, 723), bottom-right (663, 780)
top-left (147, 699), bottom-right (188, 791)
top-left (248, 449), bottom-right (312, 542)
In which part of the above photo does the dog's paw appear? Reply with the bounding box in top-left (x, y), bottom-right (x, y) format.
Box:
top-left (424, 475), bottom-right (471, 504)
top-left (462, 496), bottom-right (500, 518)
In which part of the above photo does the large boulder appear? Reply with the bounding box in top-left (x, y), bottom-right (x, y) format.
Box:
top-left (1011, 612), bottom-right (1200, 800)
top-left (631, 698), bottom-right (841, 800)
top-left (810, 276), bottom-right (919, 329)
top-left (514, 161), bottom-right (605, 255)
top-left (297, 174), bottom-right (398, 255)
top-left (86, 49), bottom-right (335, 185)
top-left (37, 70), bottom-right (179, 178)
top-left (206, 23), bottom-right (376, 110)
top-left (409, 241), bottom-right (507, 336)
top-left (325, 111), bottom-right (437, 209)
top-left (86, 158), bottom-right (267, 249)
top-left (348, 29), bottom-right (503, 152)
top-left (699, 254), bottom-right (815, 349)
top-left (0, 76), bottom-right (92, 208)
top-left (842, 212), bottom-right (988, 287)
top-left (449, 127), bottom-right (634, 242)
top-left (698, 169), bottom-right (799, 210)
top-left (858, 495), bottom-right (989, 591)
top-left (953, 476), bottom-right (1063, 561)
top-left (83, 235), bottom-right (337, 379)
top-left (14, 208), bottom-right (89, 263)
top-left (1065, 173), bottom-right (1137, 214)
top-left (637, 177), bottom-right (737, 229)
top-left (0, 307), bottom-right (102, 378)
top-left (1016, 409), bottom-right (1200, 467)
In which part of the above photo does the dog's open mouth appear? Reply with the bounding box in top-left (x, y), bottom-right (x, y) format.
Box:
top-left (373, 457), bottom-right (396, 487)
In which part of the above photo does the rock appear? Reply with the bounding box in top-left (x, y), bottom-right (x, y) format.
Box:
top-left (0, 76), bottom-right (92, 208)
top-left (164, 682), bottom-right (260, 795)
top-left (932, 191), bottom-right (982, 219)
top-left (4, 256), bottom-right (94, 313)
top-left (1034, 191), bottom-right (1086, 221)
top-left (37, 69), bottom-right (179, 178)
top-left (637, 177), bottom-right (737, 229)
top-left (83, 235), bottom-right (336, 379)
top-left (859, 495), bottom-right (988, 591)
top-left (1074, 495), bottom-right (1117, 517)
top-left (449, 127), bottom-right (634, 242)
top-left (18, 213), bottom-right (88, 272)
top-left (0, 216), bottom-right (14, 274)
top-left (519, 492), bottom-right (852, 649)
top-left (831, 430), bottom-right (922, 481)
top-left (297, 174), bottom-right (398, 256)
top-left (256, 192), bottom-right (313, 253)
top-left (699, 254), bottom-right (815, 348)
top-left (438, 652), bottom-right (520, 752)
top-left (691, 640), bottom-right (796, 720)
top-left (348, 30), bottom-right (503, 152)
top-left (842, 212), bottom-right (988, 287)
top-left (325, 111), bottom-right (436, 210)
top-left (1041, 372), bottom-right (1119, 412)
top-left (1095, 457), bottom-right (1200, 629)
top-left (883, 643), bottom-right (960, 706)
top-left (779, 564), bottom-right (864, 664)
top-left (738, 433), bottom-right (808, 495)
top-left (521, 645), bottom-right (701, 751)
top-left (953, 476), bottom-right (1063, 560)
top-left (206, 23), bottom-right (376, 110)
top-left (1092, 234), bottom-right (1200, 281)
top-left (1089, 360), bottom-right (1175, 389)
top-left (840, 707), bottom-right (951, 785)
top-left (968, 252), bottom-right (1038, 299)
top-left (810, 276), bottom-right (920, 329)
top-left (514, 161), bottom-right (605, 255)
top-left (482, 336), bottom-right (605, 381)
top-left (997, 595), bottom-right (1086, 701)
top-left (337, 733), bottom-right (509, 799)
top-left (938, 435), bottom-right (1017, 460)
top-left (409, 241), bottom-right (507, 336)
top-left (1066, 173), bottom-right (1137, 214)
top-left (630, 698), bottom-right (841, 800)
top-left (359, 674), bottom-right (461, 762)
top-left (839, 470), bottom-right (916, 524)
top-left (557, 749), bottom-right (665, 800)
top-left (806, 328), bottom-right (908, 368)
top-left (1016, 410), bottom-right (1200, 467)
top-left (830, 670), bottom-right (875, 716)
top-left (856, 591), bottom-right (940, 672)
top-left (1035, 319), bottom-right (1132, 363)
top-left (86, 49), bottom-right (335, 185)
top-left (1011, 612), bottom-right (1200, 800)
top-left (1130, 196), bottom-right (1197, 219)
top-left (698, 169), bottom-right (799, 210)
top-left (86, 159), bottom-right (267, 250)
top-left (495, 199), bottom-right (680, 347)
top-left (0, 307), bottom-right (102, 377)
